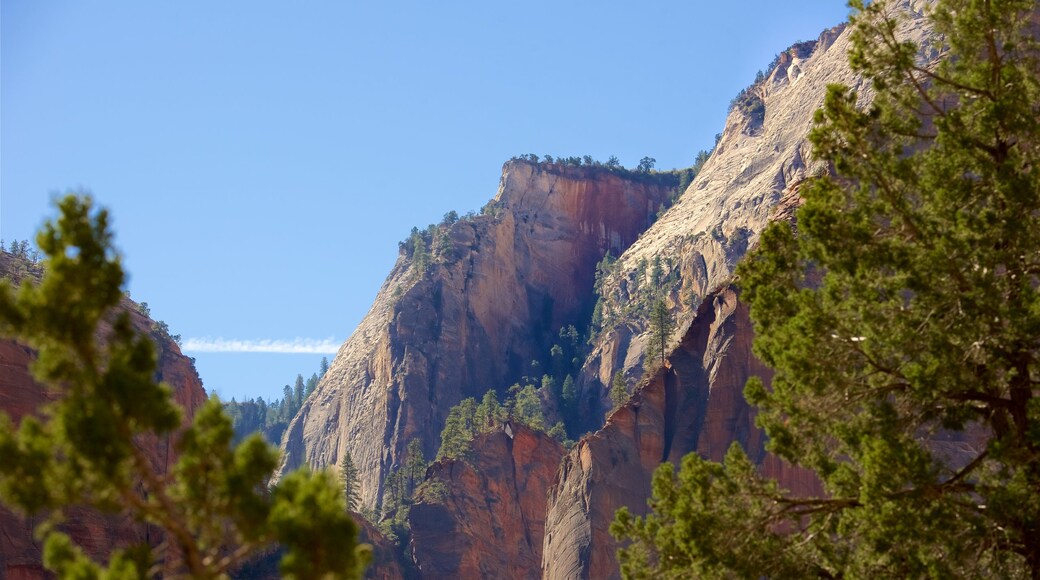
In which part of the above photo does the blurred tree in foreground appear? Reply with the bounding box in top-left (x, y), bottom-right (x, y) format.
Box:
top-left (0, 195), bottom-right (370, 578)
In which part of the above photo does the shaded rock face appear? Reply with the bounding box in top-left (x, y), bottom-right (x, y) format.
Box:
top-left (277, 163), bottom-right (675, 509)
top-left (0, 267), bottom-right (208, 578)
top-left (408, 424), bottom-right (564, 580)
top-left (542, 287), bottom-right (822, 580)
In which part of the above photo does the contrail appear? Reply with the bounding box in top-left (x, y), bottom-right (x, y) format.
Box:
top-left (182, 337), bottom-right (341, 354)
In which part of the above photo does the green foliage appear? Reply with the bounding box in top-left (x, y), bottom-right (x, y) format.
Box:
top-left (437, 381), bottom-right (573, 462)
top-left (643, 299), bottom-right (674, 370)
top-left (509, 384), bottom-right (546, 431)
top-left (414, 479), bottom-right (449, 504)
top-left (0, 195), bottom-right (370, 578)
top-left (339, 451), bottom-right (361, 513)
top-left (403, 439), bottom-right (428, 497)
top-left (476, 389), bottom-right (507, 430)
top-left (589, 246), bottom-right (682, 344)
top-left (223, 357), bottom-right (329, 446)
top-left (615, 0), bottom-right (1040, 576)
top-left (730, 89), bottom-right (765, 128)
top-left (611, 444), bottom-right (816, 579)
top-left (636, 156), bottom-right (656, 173)
top-left (561, 374), bottom-right (577, 416)
top-left (437, 397), bottom-right (479, 460)
top-left (608, 371), bottom-right (628, 411)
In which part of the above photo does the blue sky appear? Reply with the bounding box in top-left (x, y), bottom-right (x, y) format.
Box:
top-left (2, 1), bottom-right (851, 401)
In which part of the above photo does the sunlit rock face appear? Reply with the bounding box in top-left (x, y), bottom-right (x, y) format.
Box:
top-left (579, 6), bottom-right (931, 422)
top-left (276, 161), bottom-right (675, 510)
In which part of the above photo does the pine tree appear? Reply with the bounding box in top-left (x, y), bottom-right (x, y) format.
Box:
top-left (561, 375), bottom-right (577, 415)
top-left (476, 390), bottom-right (505, 430)
top-left (609, 371), bottom-right (628, 411)
top-left (305, 373), bottom-right (319, 397)
top-left (510, 385), bottom-right (546, 431)
top-left (294, 374), bottom-right (305, 408)
top-left (614, 0), bottom-right (1040, 576)
top-left (644, 298), bottom-right (674, 370)
top-left (320, 356), bottom-right (330, 377)
top-left (437, 397), bottom-right (477, 460)
top-left (0, 195), bottom-right (370, 578)
top-left (404, 439), bottom-right (427, 496)
top-left (339, 451), bottom-right (361, 513)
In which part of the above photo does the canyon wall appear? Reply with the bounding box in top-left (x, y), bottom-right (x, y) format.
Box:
top-left (277, 163), bottom-right (676, 509)
top-left (408, 424), bottom-right (564, 579)
top-left (542, 286), bottom-right (822, 579)
top-left (577, 8), bottom-right (942, 418)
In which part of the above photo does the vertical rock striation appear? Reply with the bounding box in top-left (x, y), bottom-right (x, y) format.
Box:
top-left (542, 287), bottom-right (822, 580)
top-left (277, 162), bottom-right (676, 509)
top-left (408, 424), bottom-right (564, 579)
top-left (545, 6), bottom-right (934, 577)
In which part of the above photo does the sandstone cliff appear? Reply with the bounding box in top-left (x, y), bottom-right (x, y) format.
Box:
top-left (544, 6), bottom-right (937, 576)
top-left (277, 163), bottom-right (676, 509)
top-left (580, 4), bottom-right (932, 420)
top-left (0, 253), bottom-right (209, 578)
top-left (542, 286), bottom-right (822, 579)
top-left (408, 423), bottom-right (564, 579)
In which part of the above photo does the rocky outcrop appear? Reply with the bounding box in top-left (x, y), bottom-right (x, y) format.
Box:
top-left (544, 7), bottom-right (937, 575)
top-left (580, 3), bottom-right (933, 419)
top-left (277, 163), bottom-right (676, 509)
top-left (542, 286), bottom-right (822, 580)
top-left (0, 254), bottom-right (208, 578)
top-left (408, 423), bottom-right (564, 579)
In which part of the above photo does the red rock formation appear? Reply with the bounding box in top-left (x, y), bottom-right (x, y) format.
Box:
top-left (408, 423), bottom-right (564, 580)
top-left (277, 162), bottom-right (675, 510)
top-left (0, 255), bottom-right (208, 578)
top-left (542, 287), bottom-right (822, 579)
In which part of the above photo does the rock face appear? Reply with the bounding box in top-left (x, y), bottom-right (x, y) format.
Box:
top-left (580, 5), bottom-right (931, 419)
top-left (277, 163), bottom-right (676, 509)
top-left (0, 254), bottom-right (208, 579)
top-left (544, 6), bottom-right (935, 576)
top-left (542, 286), bottom-right (822, 580)
top-left (409, 423), bottom-right (565, 580)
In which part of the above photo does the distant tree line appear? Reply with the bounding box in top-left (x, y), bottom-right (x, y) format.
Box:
top-left (1, 239), bottom-right (41, 264)
top-left (0, 239), bottom-right (44, 282)
top-left (399, 210), bottom-right (482, 276)
top-left (223, 356), bottom-right (331, 446)
top-left (437, 385), bottom-right (570, 463)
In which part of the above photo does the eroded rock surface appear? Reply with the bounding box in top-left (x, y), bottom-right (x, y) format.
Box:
top-left (580, 4), bottom-right (932, 417)
top-left (277, 163), bottom-right (675, 509)
top-left (409, 423), bottom-right (564, 580)
top-left (542, 287), bottom-right (821, 580)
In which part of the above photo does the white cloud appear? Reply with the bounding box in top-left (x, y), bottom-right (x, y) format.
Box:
top-left (182, 337), bottom-right (341, 354)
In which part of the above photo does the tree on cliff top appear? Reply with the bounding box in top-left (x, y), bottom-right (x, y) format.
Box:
top-left (0, 195), bottom-right (370, 578)
top-left (614, 0), bottom-right (1040, 577)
